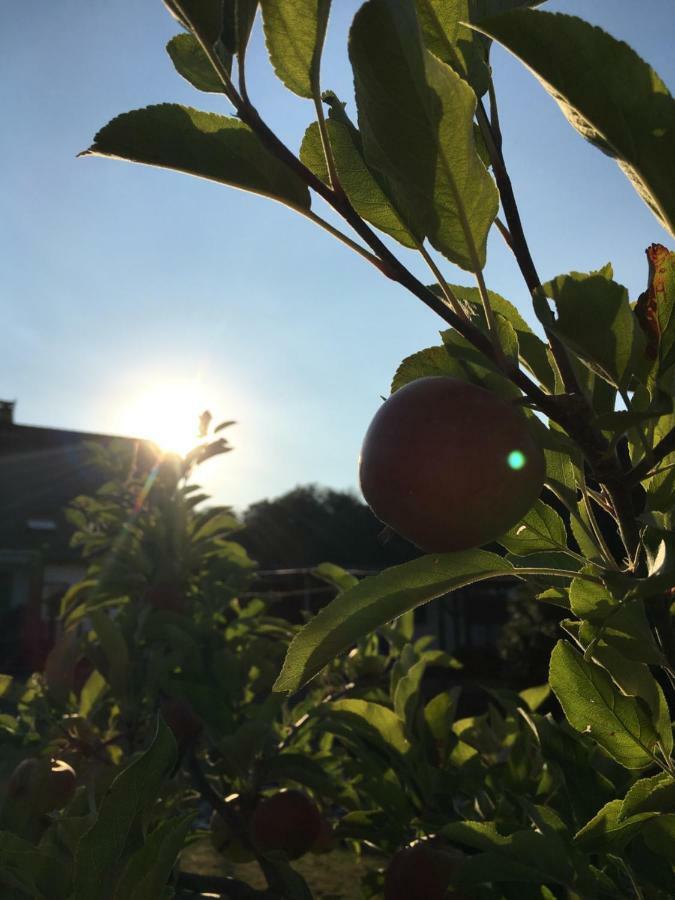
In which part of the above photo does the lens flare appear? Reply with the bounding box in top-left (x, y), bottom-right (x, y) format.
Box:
top-left (507, 450), bottom-right (526, 471)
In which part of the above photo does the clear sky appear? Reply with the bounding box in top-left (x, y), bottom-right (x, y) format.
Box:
top-left (2, 1), bottom-right (674, 511)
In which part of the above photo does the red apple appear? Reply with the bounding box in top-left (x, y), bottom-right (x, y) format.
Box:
top-left (384, 845), bottom-right (464, 900)
top-left (359, 377), bottom-right (545, 551)
top-left (7, 757), bottom-right (77, 814)
top-left (251, 790), bottom-right (322, 860)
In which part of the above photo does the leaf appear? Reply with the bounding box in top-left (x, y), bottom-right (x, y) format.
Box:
top-left (82, 104), bottom-right (311, 211)
top-left (113, 814), bottom-right (194, 900)
top-left (274, 550), bottom-right (513, 692)
top-left (260, 0), bottom-right (331, 98)
top-left (620, 772), bottom-right (675, 820)
top-left (393, 652), bottom-right (451, 735)
top-left (549, 640), bottom-right (660, 769)
top-left (312, 561), bottom-right (359, 592)
top-left (441, 283), bottom-right (556, 390)
top-left (192, 509), bottom-right (240, 541)
top-left (349, 0), bottom-right (498, 270)
top-left (574, 799), bottom-right (656, 852)
top-left (0, 833), bottom-right (72, 900)
top-left (578, 599), bottom-right (666, 666)
top-left (73, 718), bottom-right (178, 900)
top-left (164, 0), bottom-right (224, 46)
top-left (89, 609), bottom-right (129, 696)
top-left (416, 0), bottom-right (490, 96)
top-left (167, 33), bottom-right (226, 92)
top-left (569, 578), bottom-right (617, 622)
top-left (473, 9), bottom-right (675, 237)
top-left (518, 683), bottom-right (550, 712)
top-left (391, 345), bottom-right (467, 392)
top-left (497, 500), bottom-right (567, 555)
top-left (328, 699), bottom-right (410, 755)
top-left (446, 823), bottom-right (577, 886)
top-left (643, 815), bottom-right (675, 864)
top-left (540, 270), bottom-right (644, 389)
top-left (79, 668), bottom-right (107, 717)
top-left (300, 111), bottom-right (417, 247)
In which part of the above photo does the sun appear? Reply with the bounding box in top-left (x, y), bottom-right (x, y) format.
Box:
top-left (122, 379), bottom-right (212, 457)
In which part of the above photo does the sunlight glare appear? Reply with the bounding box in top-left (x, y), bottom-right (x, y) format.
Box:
top-left (123, 379), bottom-right (211, 456)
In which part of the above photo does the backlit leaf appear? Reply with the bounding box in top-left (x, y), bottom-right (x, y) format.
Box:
top-left (260, 0), bottom-right (331, 98)
top-left (549, 640), bottom-right (660, 769)
top-left (349, 0), bottom-right (498, 270)
top-left (274, 551), bottom-right (513, 692)
top-left (82, 105), bottom-right (311, 211)
top-left (473, 10), bottom-right (675, 236)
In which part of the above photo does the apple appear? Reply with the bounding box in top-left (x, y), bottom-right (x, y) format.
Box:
top-left (251, 790), bottom-right (322, 860)
top-left (384, 845), bottom-right (464, 900)
top-left (7, 757), bottom-right (77, 814)
top-left (359, 376), bottom-right (545, 552)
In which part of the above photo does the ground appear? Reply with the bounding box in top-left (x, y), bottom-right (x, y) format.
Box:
top-left (180, 838), bottom-right (380, 898)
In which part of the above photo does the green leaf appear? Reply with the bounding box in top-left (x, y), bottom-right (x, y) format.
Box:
top-left (620, 772), bottom-right (675, 820)
top-left (78, 668), bottom-right (107, 717)
top-left (569, 578), bottom-right (617, 622)
top-left (312, 561), bottom-right (359, 592)
top-left (415, 0), bottom-right (490, 96)
top-left (164, 0), bottom-right (224, 46)
top-left (540, 270), bottom-right (644, 389)
top-left (222, 0), bottom-right (259, 61)
top-left (349, 0), bottom-right (498, 270)
top-left (82, 105), bottom-right (311, 211)
top-left (497, 500), bottom-right (567, 555)
top-left (518, 683), bottom-right (550, 712)
top-left (328, 699), bottom-right (410, 755)
top-left (574, 799), bottom-right (656, 852)
top-left (260, 0), bottom-right (331, 98)
top-left (0, 833), bottom-right (71, 900)
top-left (446, 823), bottom-right (577, 886)
top-left (643, 815), bottom-right (675, 864)
top-left (441, 283), bottom-right (556, 390)
top-left (578, 599), bottom-right (666, 666)
top-left (473, 9), bottom-right (675, 236)
top-left (549, 640), bottom-right (660, 769)
top-left (274, 550), bottom-right (513, 692)
top-left (300, 111), bottom-right (417, 247)
top-left (89, 609), bottom-right (129, 696)
top-left (391, 345), bottom-right (467, 392)
top-left (113, 814), bottom-right (194, 900)
top-left (73, 718), bottom-right (178, 900)
top-left (192, 509), bottom-right (240, 541)
top-left (167, 32), bottom-right (228, 92)
top-left (393, 651), bottom-right (451, 735)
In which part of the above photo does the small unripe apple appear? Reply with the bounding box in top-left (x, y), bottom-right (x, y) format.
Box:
top-left (384, 845), bottom-right (463, 900)
top-left (7, 758), bottom-right (77, 814)
top-left (210, 811), bottom-right (256, 863)
top-left (251, 790), bottom-right (322, 860)
top-left (359, 377), bottom-right (545, 552)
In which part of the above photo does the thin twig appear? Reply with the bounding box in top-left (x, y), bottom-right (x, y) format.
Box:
top-left (417, 243), bottom-right (470, 321)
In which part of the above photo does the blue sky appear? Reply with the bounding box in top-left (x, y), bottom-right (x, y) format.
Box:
top-left (2, 1), bottom-right (673, 511)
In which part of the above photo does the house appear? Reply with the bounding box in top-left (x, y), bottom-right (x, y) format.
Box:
top-left (0, 400), bottom-right (157, 673)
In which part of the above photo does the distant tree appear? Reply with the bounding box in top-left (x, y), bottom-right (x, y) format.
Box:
top-left (238, 485), bottom-right (418, 571)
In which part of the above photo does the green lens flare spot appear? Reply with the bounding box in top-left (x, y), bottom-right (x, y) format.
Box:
top-left (507, 450), bottom-right (526, 471)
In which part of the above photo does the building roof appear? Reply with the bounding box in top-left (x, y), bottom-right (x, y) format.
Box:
top-left (0, 403), bottom-right (158, 562)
